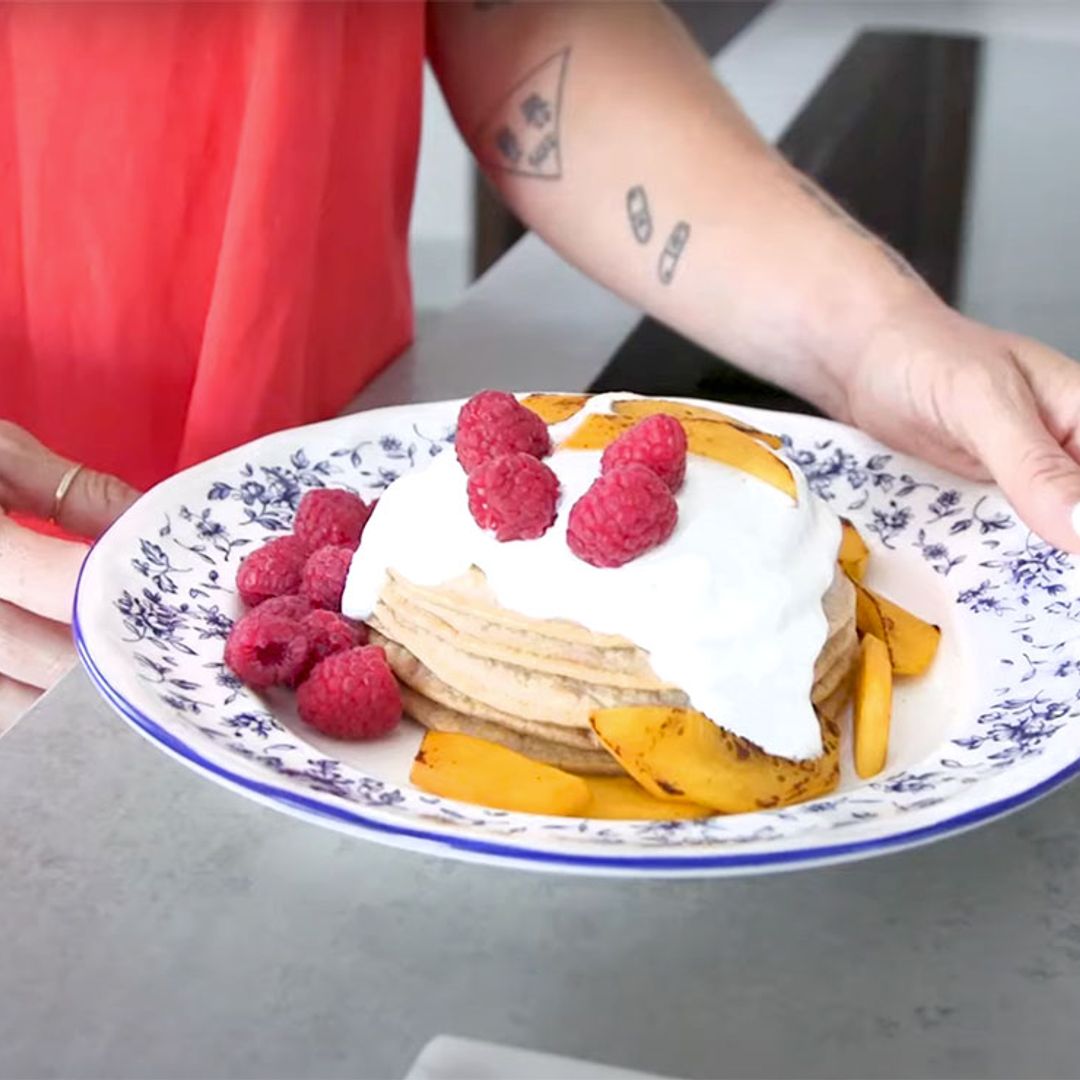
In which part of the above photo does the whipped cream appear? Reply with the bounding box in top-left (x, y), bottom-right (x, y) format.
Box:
top-left (342, 393), bottom-right (840, 760)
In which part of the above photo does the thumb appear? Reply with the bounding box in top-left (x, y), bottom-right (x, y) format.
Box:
top-left (963, 380), bottom-right (1080, 553)
top-left (0, 421), bottom-right (139, 538)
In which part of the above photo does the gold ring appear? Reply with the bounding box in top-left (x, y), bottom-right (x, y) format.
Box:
top-left (50, 463), bottom-right (84, 525)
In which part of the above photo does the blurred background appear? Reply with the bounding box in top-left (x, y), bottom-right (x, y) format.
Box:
top-left (409, 0), bottom-right (1080, 403)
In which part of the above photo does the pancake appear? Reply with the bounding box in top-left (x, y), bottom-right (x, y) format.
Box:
top-left (397, 685), bottom-right (624, 775)
top-left (371, 565), bottom-right (857, 774)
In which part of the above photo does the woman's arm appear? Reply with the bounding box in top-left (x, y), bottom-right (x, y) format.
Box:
top-left (430, 1), bottom-right (1080, 552)
top-left (429, 1), bottom-right (927, 417)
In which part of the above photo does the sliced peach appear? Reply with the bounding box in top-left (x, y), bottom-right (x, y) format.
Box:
top-left (559, 412), bottom-right (635, 451)
top-left (590, 706), bottom-right (839, 814)
top-left (683, 418), bottom-right (796, 500)
top-left (853, 633), bottom-right (892, 779)
top-left (561, 414), bottom-right (797, 502)
top-left (611, 397), bottom-right (783, 449)
top-left (410, 731), bottom-right (590, 816)
top-left (839, 518), bottom-right (870, 581)
top-left (520, 393), bottom-right (590, 424)
top-left (854, 583), bottom-right (940, 677)
top-left (583, 776), bottom-right (712, 820)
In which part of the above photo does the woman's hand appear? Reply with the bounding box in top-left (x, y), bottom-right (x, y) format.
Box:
top-left (841, 294), bottom-right (1080, 553)
top-left (0, 422), bottom-right (137, 733)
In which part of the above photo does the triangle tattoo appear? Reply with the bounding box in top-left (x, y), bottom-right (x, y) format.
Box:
top-left (473, 47), bottom-right (571, 180)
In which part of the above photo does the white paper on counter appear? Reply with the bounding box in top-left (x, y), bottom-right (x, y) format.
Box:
top-left (405, 1035), bottom-right (681, 1080)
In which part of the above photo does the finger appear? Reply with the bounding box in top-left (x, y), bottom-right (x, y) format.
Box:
top-left (0, 420), bottom-right (139, 537)
top-left (59, 465), bottom-right (140, 538)
top-left (1008, 337), bottom-right (1080, 448)
top-left (0, 675), bottom-right (39, 737)
top-left (962, 368), bottom-right (1080, 553)
top-left (0, 515), bottom-right (87, 622)
top-left (0, 599), bottom-right (76, 689)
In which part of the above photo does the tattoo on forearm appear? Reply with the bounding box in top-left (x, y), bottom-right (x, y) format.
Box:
top-left (626, 186), bottom-right (653, 244)
top-left (474, 48), bottom-right (570, 180)
top-left (658, 221), bottom-right (691, 285)
top-left (797, 177), bottom-right (919, 281)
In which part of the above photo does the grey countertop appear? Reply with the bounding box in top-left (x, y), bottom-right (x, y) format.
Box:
top-left (5, 674), bottom-right (1080, 1079)
top-left (7, 4), bottom-right (1080, 1078)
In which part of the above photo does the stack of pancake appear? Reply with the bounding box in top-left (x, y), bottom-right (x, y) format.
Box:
top-left (368, 565), bottom-right (857, 774)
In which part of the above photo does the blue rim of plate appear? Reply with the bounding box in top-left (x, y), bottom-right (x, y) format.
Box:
top-left (72, 538), bottom-right (1080, 874)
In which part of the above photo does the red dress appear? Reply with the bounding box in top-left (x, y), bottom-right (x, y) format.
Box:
top-left (0, 2), bottom-right (424, 493)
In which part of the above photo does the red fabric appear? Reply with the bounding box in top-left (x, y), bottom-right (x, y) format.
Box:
top-left (0, 2), bottom-right (424, 493)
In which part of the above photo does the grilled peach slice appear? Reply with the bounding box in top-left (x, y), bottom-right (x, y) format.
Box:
top-left (610, 397), bottom-right (783, 449)
top-left (854, 583), bottom-right (940, 676)
top-left (561, 414), bottom-right (796, 501)
top-left (590, 706), bottom-right (839, 814)
top-left (410, 731), bottom-right (590, 816)
top-left (853, 633), bottom-right (892, 779)
top-left (520, 393), bottom-right (590, 424)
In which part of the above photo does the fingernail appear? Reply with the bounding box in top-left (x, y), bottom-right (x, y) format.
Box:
top-left (1072, 502), bottom-right (1080, 539)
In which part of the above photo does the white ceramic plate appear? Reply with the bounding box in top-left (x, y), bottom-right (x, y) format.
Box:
top-left (74, 398), bottom-right (1080, 876)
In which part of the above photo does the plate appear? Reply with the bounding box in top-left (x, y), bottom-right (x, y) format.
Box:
top-left (74, 398), bottom-right (1080, 876)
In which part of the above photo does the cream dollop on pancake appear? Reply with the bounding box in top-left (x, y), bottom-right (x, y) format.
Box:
top-left (343, 394), bottom-right (843, 760)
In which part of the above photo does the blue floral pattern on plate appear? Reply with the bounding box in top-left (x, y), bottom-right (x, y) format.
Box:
top-left (72, 400), bottom-right (1080, 875)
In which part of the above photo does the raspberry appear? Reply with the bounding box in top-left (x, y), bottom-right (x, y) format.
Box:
top-left (602, 414), bottom-right (688, 492)
top-left (289, 610), bottom-right (368, 686)
top-left (300, 544), bottom-right (354, 611)
top-left (305, 609), bottom-right (367, 664)
top-left (294, 489), bottom-right (371, 553)
top-left (236, 535), bottom-right (307, 608)
top-left (257, 595), bottom-right (313, 622)
top-left (566, 464), bottom-right (678, 568)
top-left (224, 610), bottom-right (309, 689)
top-left (455, 390), bottom-right (551, 473)
top-left (297, 645), bottom-right (402, 740)
top-left (467, 452), bottom-right (560, 541)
